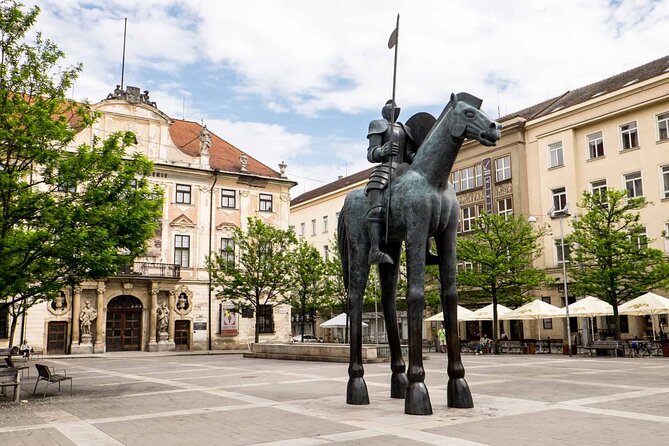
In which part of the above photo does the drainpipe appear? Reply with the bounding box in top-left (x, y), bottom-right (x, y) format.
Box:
top-left (208, 168), bottom-right (220, 351)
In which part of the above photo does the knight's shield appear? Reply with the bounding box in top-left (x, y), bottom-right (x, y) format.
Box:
top-left (406, 112), bottom-right (436, 149)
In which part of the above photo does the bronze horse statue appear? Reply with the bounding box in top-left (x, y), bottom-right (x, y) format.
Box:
top-left (337, 93), bottom-right (501, 415)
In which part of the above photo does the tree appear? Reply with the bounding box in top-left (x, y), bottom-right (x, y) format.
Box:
top-left (0, 2), bottom-right (163, 346)
top-left (207, 217), bottom-right (297, 343)
top-left (289, 239), bottom-right (325, 342)
top-left (457, 213), bottom-right (550, 351)
top-left (567, 189), bottom-right (669, 340)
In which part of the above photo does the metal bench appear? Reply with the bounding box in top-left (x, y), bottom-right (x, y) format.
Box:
top-left (4, 357), bottom-right (29, 378)
top-left (33, 364), bottom-right (72, 397)
top-left (579, 340), bottom-right (624, 357)
top-left (499, 341), bottom-right (522, 354)
top-left (0, 368), bottom-right (21, 403)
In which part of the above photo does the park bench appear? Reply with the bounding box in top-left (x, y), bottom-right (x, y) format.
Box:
top-left (499, 340), bottom-right (522, 354)
top-left (0, 368), bottom-right (21, 403)
top-left (4, 357), bottom-right (29, 378)
top-left (579, 340), bottom-right (624, 357)
top-left (537, 339), bottom-right (563, 354)
top-left (461, 341), bottom-right (479, 354)
top-left (33, 363), bottom-right (72, 397)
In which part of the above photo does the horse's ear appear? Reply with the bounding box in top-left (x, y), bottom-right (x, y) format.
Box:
top-left (450, 93), bottom-right (457, 105)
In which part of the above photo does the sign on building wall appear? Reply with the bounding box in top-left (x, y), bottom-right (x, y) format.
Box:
top-left (482, 158), bottom-right (493, 213)
top-left (220, 303), bottom-right (239, 336)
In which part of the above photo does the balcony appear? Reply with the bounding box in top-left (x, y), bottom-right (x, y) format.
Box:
top-left (116, 262), bottom-right (181, 279)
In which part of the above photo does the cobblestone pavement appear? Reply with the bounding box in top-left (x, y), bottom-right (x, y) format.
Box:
top-left (1, 351), bottom-right (668, 445)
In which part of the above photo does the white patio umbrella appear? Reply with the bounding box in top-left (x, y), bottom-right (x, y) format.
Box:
top-left (425, 306), bottom-right (475, 322)
top-left (619, 292), bottom-right (669, 340)
top-left (567, 296), bottom-right (613, 344)
top-left (320, 313), bottom-right (368, 328)
top-left (499, 299), bottom-right (566, 343)
top-left (461, 303), bottom-right (512, 321)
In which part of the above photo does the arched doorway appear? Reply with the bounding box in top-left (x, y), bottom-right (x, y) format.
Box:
top-left (106, 295), bottom-right (143, 351)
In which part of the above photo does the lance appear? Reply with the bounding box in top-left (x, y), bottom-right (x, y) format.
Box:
top-left (385, 14), bottom-right (399, 243)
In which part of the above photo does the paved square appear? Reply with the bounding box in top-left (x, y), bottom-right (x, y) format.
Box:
top-left (1, 352), bottom-right (667, 445)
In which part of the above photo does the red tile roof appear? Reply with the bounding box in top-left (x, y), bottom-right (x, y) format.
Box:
top-left (169, 119), bottom-right (281, 178)
top-left (290, 167), bottom-right (372, 206)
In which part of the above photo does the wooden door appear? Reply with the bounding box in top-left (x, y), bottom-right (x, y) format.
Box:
top-left (174, 320), bottom-right (190, 351)
top-left (106, 295), bottom-right (143, 351)
top-left (47, 321), bottom-right (68, 354)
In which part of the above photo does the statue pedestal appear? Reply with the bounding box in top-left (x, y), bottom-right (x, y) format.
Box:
top-left (71, 335), bottom-right (94, 354)
top-left (157, 332), bottom-right (174, 352)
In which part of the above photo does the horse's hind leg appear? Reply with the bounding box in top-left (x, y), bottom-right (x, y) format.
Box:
top-left (347, 238), bottom-right (371, 405)
top-left (436, 228), bottom-right (473, 408)
top-left (379, 242), bottom-right (408, 398)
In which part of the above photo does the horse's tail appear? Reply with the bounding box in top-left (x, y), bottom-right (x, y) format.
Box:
top-left (337, 206), bottom-right (349, 292)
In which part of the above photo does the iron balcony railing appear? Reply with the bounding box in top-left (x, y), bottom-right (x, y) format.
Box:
top-left (117, 262), bottom-right (181, 279)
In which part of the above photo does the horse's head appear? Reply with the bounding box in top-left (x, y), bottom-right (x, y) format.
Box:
top-left (448, 93), bottom-right (501, 147)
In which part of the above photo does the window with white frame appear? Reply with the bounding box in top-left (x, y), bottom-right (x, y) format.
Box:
top-left (259, 193), bottom-right (273, 212)
top-left (300, 222), bottom-right (305, 237)
top-left (620, 121), bottom-right (639, 150)
top-left (587, 131), bottom-right (604, 159)
top-left (624, 171), bottom-right (643, 198)
top-left (323, 216), bottom-right (328, 233)
top-left (311, 219), bottom-right (316, 236)
top-left (476, 203), bottom-right (485, 218)
top-left (461, 166), bottom-right (475, 190)
top-left (661, 165), bottom-right (669, 199)
top-left (221, 189), bottom-right (236, 208)
top-left (542, 296), bottom-right (553, 329)
top-left (451, 170), bottom-right (460, 192)
top-left (220, 238), bottom-right (235, 264)
top-left (552, 187), bottom-right (567, 212)
top-left (323, 245), bottom-right (329, 261)
top-left (475, 164), bottom-right (483, 187)
top-left (548, 142), bottom-right (564, 168)
top-left (462, 206), bottom-right (476, 232)
top-left (590, 179), bottom-right (607, 198)
top-left (555, 238), bottom-right (570, 265)
top-left (657, 111), bottom-right (669, 141)
top-left (497, 197), bottom-right (513, 218)
top-left (174, 235), bottom-right (190, 267)
top-left (633, 227), bottom-right (648, 250)
top-left (175, 184), bottom-right (191, 204)
top-left (495, 156), bottom-right (511, 182)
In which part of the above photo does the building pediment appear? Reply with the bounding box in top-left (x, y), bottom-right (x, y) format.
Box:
top-left (170, 214), bottom-right (196, 230)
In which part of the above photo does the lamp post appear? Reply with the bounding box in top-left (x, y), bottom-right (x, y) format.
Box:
top-left (550, 207), bottom-right (573, 357)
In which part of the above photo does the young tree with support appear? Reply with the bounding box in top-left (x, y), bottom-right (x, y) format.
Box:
top-left (207, 218), bottom-right (297, 343)
top-left (289, 239), bottom-right (325, 342)
top-left (567, 189), bottom-right (669, 340)
top-left (457, 213), bottom-right (550, 353)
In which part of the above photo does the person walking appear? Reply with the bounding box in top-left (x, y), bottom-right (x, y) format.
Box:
top-left (437, 325), bottom-right (446, 353)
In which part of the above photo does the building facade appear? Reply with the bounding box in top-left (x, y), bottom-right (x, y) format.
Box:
top-left (3, 86), bottom-right (297, 353)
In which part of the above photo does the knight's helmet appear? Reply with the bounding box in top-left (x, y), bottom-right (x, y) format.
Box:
top-left (381, 99), bottom-right (400, 122)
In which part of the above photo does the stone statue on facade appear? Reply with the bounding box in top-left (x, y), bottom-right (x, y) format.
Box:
top-left (199, 125), bottom-right (212, 155)
top-left (157, 303), bottom-right (169, 334)
top-left (80, 300), bottom-right (98, 336)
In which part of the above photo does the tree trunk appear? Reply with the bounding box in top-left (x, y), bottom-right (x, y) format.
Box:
top-left (8, 312), bottom-right (19, 348)
top-left (254, 297), bottom-right (260, 343)
top-left (613, 300), bottom-right (621, 341)
top-left (300, 299), bottom-right (306, 341)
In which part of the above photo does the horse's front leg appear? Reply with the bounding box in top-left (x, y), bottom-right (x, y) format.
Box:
top-left (347, 239), bottom-right (371, 405)
top-left (404, 233), bottom-right (432, 415)
top-left (378, 242), bottom-right (407, 399)
top-left (436, 225), bottom-right (473, 409)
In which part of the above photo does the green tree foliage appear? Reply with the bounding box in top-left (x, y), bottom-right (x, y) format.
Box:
top-left (207, 218), bottom-right (297, 343)
top-left (567, 189), bottom-right (669, 340)
top-left (457, 213), bottom-right (550, 349)
top-left (0, 2), bottom-right (163, 345)
top-left (289, 239), bottom-right (325, 342)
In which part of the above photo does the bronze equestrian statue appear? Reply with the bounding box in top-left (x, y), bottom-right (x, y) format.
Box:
top-left (338, 93), bottom-right (501, 415)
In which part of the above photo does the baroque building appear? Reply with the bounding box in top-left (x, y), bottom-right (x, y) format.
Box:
top-left (5, 86), bottom-right (296, 353)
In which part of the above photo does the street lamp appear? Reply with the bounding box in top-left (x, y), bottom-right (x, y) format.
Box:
top-left (549, 205), bottom-right (573, 357)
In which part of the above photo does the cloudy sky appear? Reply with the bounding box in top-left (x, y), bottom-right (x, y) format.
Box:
top-left (24, 0), bottom-right (669, 195)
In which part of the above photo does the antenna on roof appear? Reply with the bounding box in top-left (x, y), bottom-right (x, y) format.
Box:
top-left (182, 96), bottom-right (185, 120)
top-left (120, 18), bottom-right (128, 91)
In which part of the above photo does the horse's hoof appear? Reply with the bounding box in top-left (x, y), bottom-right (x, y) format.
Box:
top-left (368, 249), bottom-right (394, 265)
top-left (405, 382), bottom-right (433, 415)
top-left (347, 377), bottom-right (370, 405)
top-left (447, 377), bottom-right (474, 408)
top-left (390, 372), bottom-right (408, 399)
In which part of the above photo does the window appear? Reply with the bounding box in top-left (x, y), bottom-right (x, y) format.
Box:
top-left (620, 122), bottom-right (638, 150)
top-left (257, 305), bottom-right (274, 333)
top-left (661, 165), bottom-right (669, 199)
top-left (300, 222), bottom-right (305, 237)
top-left (475, 164), bottom-right (483, 187)
top-left (221, 189), bottom-right (236, 208)
top-left (174, 235), bottom-right (190, 268)
top-left (495, 156), bottom-right (511, 182)
top-left (555, 238), bottom-right (570, 265)
top-left (552, 187), bottom-right (567, 212)
top-left (542, 297), bottom-right (553, 330)
top-left (462, 206), bottom-right (476, 232)
top-left (497, 197), bottom-right (513, 218)
top-left (175, 184), bottom-right (191, 204)
top-left (548, 142), bottom-right (564, 168)
top-left (323, 245), bottom-right (330, 261)
top-left (259, 193), bottom-right (273, 212)
top-left (311, 219), bottom-right (316, 236)
top-left (624, 171), bottom-right (643, 198)
top-left (591, 179), bottom-right (607, 198)
top-left (323, 216), bottom-right (329, 233)
top-left (633, 227), bottom-right (648, 250)
top-left (658, 111), bottom-right (669, 141)
top-left (220, 238), bottom-right (235, 264)
top-left (460, 167), bottom-right (475, 191)
top-left (587, 131), bottom-right (604, 159)
top-left (451, 170), bottom-right (460, 192)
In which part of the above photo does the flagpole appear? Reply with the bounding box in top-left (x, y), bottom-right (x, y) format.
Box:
top-left (385, 13), bottom-right (399, 243)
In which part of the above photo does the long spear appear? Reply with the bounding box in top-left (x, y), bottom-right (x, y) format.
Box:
top-left (385, 14), bottom-right (399, 243)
